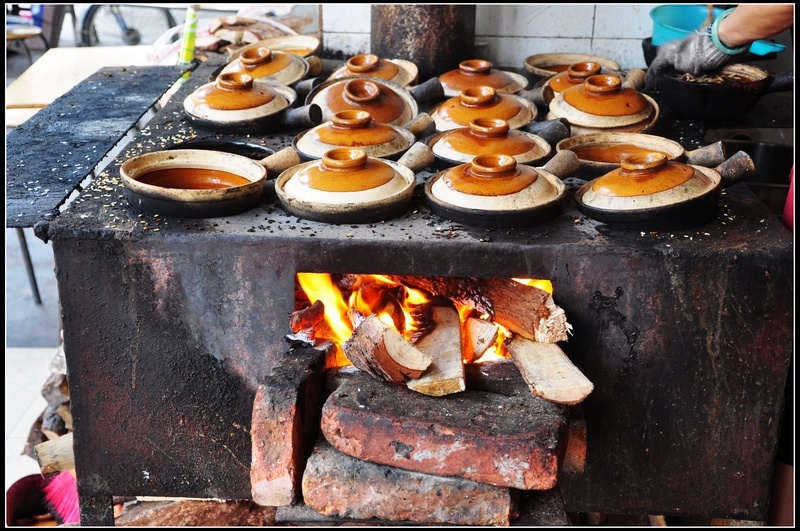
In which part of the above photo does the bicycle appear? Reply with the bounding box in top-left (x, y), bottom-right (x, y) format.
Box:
top-left (79, 4), bottom-right (177, 47)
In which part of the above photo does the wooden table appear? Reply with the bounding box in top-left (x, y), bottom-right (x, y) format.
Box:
top-left (5, 46), bottom-right (156, 127)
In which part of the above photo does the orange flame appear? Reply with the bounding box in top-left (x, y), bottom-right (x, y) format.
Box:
top-left (295, 274), bottom-right (551, 368)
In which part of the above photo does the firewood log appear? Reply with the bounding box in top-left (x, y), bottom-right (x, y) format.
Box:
top-left (392, 276), bottom-right (571, 343)
top-left (506, 337), bottom-right (593, 406)
top-left (406, 305), bottom-right (466, 396)
top-left (343, 314), bottom-right (432, 384)
top-left (34, 432), bottom-right (74, 478)
top-left (463, 317), bottom-right (499, 363)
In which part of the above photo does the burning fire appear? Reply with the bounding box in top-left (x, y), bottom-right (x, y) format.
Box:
top-left (295, 273), bottom-right (553, 368)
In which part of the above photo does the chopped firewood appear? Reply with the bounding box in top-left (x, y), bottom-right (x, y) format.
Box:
top-left (406, 305), bottom-right (466, 396)
top-left (290, 300), bottom-right (326, 333)
top-left (463, 317), bottom-right (498, 363)
top-left (343, 314), bottom-right (432, 384)
top-left (34, 432), bottom-right (74, 478)
top-left (506, 337), bottom-right (593, 406)
top-left (58, 403), bottom-right (73, 431)
top-left (393, 276), bottom-right (571, 343)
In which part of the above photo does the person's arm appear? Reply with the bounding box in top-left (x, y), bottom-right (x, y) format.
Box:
top-left (645, 4), bottom-right (794, 90)
top-left (717, 4), bottom-right (794, 48)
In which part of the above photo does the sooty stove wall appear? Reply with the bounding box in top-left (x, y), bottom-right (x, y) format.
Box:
top-left (43, 64), bottom-right (793, 526)
top-left (47, 188), bottom-right (792, 525)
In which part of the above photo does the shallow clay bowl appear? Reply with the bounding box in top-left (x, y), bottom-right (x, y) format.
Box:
top-left (120, 149), bottom-right (267, 218)
top-left (523, 52), bottom-right (621, 78)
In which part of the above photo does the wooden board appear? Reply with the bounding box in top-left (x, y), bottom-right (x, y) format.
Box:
top-left (5, 46), bottom-right (156, 127)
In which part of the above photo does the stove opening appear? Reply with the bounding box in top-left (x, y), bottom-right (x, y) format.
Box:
top-left (290, 273), bottom-right (580, 401)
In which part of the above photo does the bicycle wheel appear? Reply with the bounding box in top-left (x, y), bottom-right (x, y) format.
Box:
top-left (80, 4), bottom-right (177, 47)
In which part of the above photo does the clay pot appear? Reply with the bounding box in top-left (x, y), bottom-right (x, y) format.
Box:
top-left (327, 53), bottom-right (419, 87)
top-left (293, 110), bottom-right (417, 161)
top-left (227, 35), bottom-right (321, 60)
top-left (120, 149), bottom-right (268, 218)
top-left (426, 117), bottom-right (552, 168)
top-left (574, 150), bottom-right (756, 230)
top-left (654, 64), bottom-right (793, 121)
top-left (430, 85), bottom-right (538, 131)
top-left (219, 46), bottom-right (310, 86)
top-left (547, 73), bottom-right (659, 135)
top-left (275, 147), bottom-right (419, 223)
top-left (438, 59), bottom-right (529, 96)
top-left (306, 76), bottom-right (437, 127)
top-left (183, 72), bottom-right (321, 133)
top-left (556, 132), bottom-right (727, 179)
top-left (424, 149), bottom-right (581, 228)
top-left (523, 52), bottom-right (621, 79)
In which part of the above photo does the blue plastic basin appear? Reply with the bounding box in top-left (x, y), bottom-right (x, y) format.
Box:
top-left (650, 4), bottom-right (723, 46)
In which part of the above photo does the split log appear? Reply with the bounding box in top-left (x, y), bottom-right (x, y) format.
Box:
top-left (34, 432), bottom-right (74, 478)
top-left (343, 314), bottom-right (432, 383)
top-left (407, 305), bottom-right (466, 396)
top-left (289, 299), bottom-right (326, 333)
top-left (463, 317), bottom-right (499, 363)
top-left (506, 337), bottom-right (593, 406)
top-left (393, 276), bottom-right (571, 343)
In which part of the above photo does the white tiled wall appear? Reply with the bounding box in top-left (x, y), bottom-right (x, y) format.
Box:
top-left (319, 4), bottom-right (794, 74)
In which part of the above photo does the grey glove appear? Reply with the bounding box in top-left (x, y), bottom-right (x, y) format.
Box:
top-left (645, 27), bottom-right (734, 91)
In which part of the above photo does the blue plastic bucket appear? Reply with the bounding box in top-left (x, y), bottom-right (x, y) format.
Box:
top-left (650, 4), bottom-right (722, 46)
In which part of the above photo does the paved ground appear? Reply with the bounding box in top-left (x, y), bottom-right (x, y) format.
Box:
top-left (6, 37), bottom-right (62, 348)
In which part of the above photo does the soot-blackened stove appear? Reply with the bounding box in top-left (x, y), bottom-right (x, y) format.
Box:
top-left (36, 62), bottom-right (793, 525)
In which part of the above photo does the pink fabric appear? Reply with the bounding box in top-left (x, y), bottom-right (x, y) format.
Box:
top-left (782, 166), bottom-right (794, 230)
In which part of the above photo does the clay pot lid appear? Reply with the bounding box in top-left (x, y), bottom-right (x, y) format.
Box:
top-left (564, 74), bottom-right (649, 118)
top-left (546, 61), bottom-right (604, 94)
top-left (307, 77), bottom-right (417, 127)
top-left (579, 151), bottom-right (717, 211)
top-left (294, 110), bottom-right (415, 160)
top-left (328, 54), bottom-right (419, 87)
top-left (220, 47), bottom-right (309, 86)
top-left (431, 86), bottom-right (538, 131)
top-left (431, 118), bottom-right (551, 166)
top-left (184, 73), bottom-right (293, 122)
top-left (227, 35), bottom-right (321, 60)
top-left (547, 74), bottom-right (657, 131)
top-left (430, 153), bottom-right (563, 211)
top-left (438, 59), bottom-right (528, 96)
top-left (280, 147), bottom-right (415, 205)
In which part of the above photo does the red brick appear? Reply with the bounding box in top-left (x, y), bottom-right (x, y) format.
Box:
top-left (250, 347), bottom-right (326, 506)
top-left (302, 436), bottom-right (518, 525)
top-left (320, 370), bottom-right (568, 490)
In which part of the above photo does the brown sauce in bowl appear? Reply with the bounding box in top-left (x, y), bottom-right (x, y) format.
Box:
top-left (573, 143), bottom-right (670, 163)
top-left (136, 168), bottom-right (252, 189)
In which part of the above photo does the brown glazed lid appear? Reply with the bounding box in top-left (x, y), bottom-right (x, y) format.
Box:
top-left (220, 46), bottom-right (309, 86)
top-left (429, 153), bottom-right (565, 213)
top-left (547, 61), bottom-right (603, 94)
top-left (438, 59), bottom-right (528, 96)
top-left (184, 72), bottom-right (293, 123)
top-left (590, 152), bottom-right (698, 197)
top-left (431, 118), bottom-right (551, 165)
top-left (308, 78), bottom-right (416, 126)
top-left (441, 154), bottom-right (537, 196)
top-left (188, 72), bottom-right (280, 111)
top-left (431, 86), bottom-right (537, 131)
top-left (327, 54), bottom-right (419, 87)
top-left (292, 148), bottom-right (399, 193)
top-left (295, 110), bottom-right (415, 159)
top-left (562, 74), bottom-right (649, 118)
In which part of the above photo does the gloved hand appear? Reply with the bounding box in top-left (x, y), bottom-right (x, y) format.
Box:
top-left (645, 27), bottom-right (735, 91)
